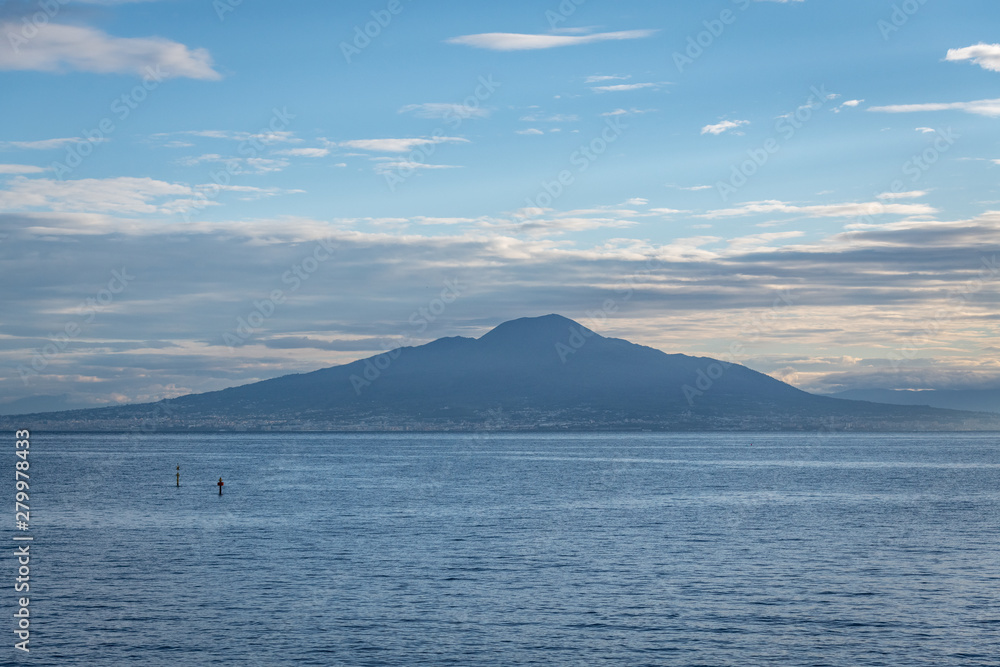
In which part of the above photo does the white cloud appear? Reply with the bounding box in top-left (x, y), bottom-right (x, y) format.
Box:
top-left (915, 127), bottom-right (936, 134)
top-left (486, 215), bottom-right (639, 237)
top-left (398, 103), bottom-right (491, 120)
top-left (339, 137), bottom-right (469, 153)
top-left (591, 82), bottom-right (663, 93)
top-left (877, 191), bottom-right (927, 200)
top-left (196, 184), bottom-right (305, 201)
top-left (272, 148), bottom-right (330, 158)
top-left (0, 164), bottom-right (45, 174)
top-left (153, 130), bottom-right (299, 145)
top-left (600, 108), bottom-right (656, 117)
top-left (623, 198), bottom-right (648, 206)
top-left (0, 22), bottom-right (220, 79)
top-left (697, 199), bottom-right (937, 220)
top-left (869, 98), bottom-right (1000, 117)
top-left (175, 154), bottom-right (290, 174)
top-left (244, 158), bottom-right (289, 174)
top-left (175, 153), bottom-right (224, 166)
top-left (1, 137), bottom-right (109, 150)
top-left (0, 176), bottom-right (198, 214)
top-left (516, 129), bottom-right (544, 135)
top-left (519, 113), bottom-right (579, 122)
top-left (372, 161), bottom-right (460, 175)
top-left (586, 75), bottom-right (630, 84)
top-left (833, 99), bottom-right (863, 113)
top-left (445, 30), bottom-right (658, 51)
top-left (412, 216), bottom-right (484, 226)
top-left (701, 120), bottom-right (749, 135)
top-left (946, 43), bottom-right (1000, 72)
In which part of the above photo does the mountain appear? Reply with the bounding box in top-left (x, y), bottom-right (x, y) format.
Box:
top-left (827, 388), bottom-right (1000, 415)
top-left (4, 314), bottom-right (999, 432)
top-left (0, 394), bottom-right (84, 416)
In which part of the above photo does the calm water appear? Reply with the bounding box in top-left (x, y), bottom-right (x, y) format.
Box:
top-left (9, 432), bottom-right (1000, 665)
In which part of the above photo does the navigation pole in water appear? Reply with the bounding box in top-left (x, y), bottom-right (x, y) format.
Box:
top-left (176, 465), bottom-right (180, 487)
top-left (218, 477), bottom-right (224, 496)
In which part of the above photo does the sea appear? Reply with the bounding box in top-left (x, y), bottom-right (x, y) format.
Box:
top-left (10, 432), bottom-right (1000, 666)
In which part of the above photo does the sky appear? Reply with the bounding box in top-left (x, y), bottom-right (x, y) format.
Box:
top-left (1, 0), bottom-right (999, 412)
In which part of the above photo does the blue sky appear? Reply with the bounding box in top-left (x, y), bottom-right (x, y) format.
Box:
top-left (1, 0), bottom-right (999, 411)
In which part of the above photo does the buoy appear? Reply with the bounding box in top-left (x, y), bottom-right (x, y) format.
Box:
top-left (218, 477), bottom-right (224, 496)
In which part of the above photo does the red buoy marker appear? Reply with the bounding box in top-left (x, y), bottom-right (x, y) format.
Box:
top-left (218, 477), bottom-right (224, 496)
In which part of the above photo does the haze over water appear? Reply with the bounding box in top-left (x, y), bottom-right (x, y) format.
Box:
top-left (22, 433), bottom-right (1000, 665)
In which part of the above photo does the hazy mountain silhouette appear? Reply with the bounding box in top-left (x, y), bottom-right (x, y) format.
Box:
top-left (5, 314), bottom-right (999, 432)
top-left (828, 388), bottom-right (1000, 414)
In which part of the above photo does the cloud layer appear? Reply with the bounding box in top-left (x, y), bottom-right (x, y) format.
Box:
top-left (446, 30), bottom-right (657, 51)
top-left (0, 22), bottom-right (220, 79)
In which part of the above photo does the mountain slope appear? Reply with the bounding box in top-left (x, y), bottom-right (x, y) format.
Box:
top-left (5, 315), bottom-right (999, 432)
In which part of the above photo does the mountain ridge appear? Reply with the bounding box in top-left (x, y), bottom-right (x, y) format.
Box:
top-left (3, 314), bottom-right (998, 432)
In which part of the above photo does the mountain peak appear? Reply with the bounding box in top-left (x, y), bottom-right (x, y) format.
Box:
top-left (478, 314), bottom-right (599, 345)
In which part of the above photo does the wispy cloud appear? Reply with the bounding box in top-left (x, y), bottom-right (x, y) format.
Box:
top-left (0, 164), bottom-right (45, 174)
top-left (877, 191), bottom-right (927, 200)
top-left (833, 99), bottom-right (863, 113)
top-left (519, 113), bottom-right (579, 123)
top-left (696, 199), bottom-right (936, 219)
top-left (0, 176), bottom-right (201, 215)
top-left (946, 43), bottom-right (1000, 72)
top-left (701, 120), bottom-right (749, 135)
top-left (591, 82), bottom-right (663, 93)
top-left (339, 137), bottom-right (469, 153)
top-left (398, 103), bottom-right (491, 120)
top-left (585, 74), bottom-right (631, 84)
top-left (600, 108), bottom-right (656, 117)
top-left (869, 98), bottom-right (1000, 117)
top-left (445, 29), bottom-right (657, 51)
top-left (372, 161), bottom-right (460, 175)
top-left (176, 154), bottom-right (290, 174)
top-left (272, 148), bottom-right (329, 158)
top-left (153, 130), bottom-right (299, 144)
top-left (0, 22), bottom-right (220, 79)
top-left (1, 137), bottom-right (109, 150)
